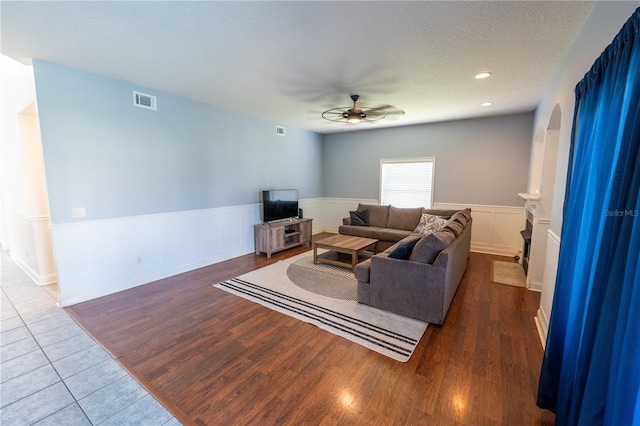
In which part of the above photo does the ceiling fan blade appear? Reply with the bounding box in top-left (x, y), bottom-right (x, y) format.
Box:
top-left (364, 105), bottom-right (404, 117)
top-left (363, 110), bottom-right (387, 118)
top-left (367, 104), bottom-right (404, 112)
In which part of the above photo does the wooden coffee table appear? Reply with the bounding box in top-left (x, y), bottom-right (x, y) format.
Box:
top-left (313, 234), bottom-right (378, 271)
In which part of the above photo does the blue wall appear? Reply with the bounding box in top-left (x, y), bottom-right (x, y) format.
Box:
top-left (322, 112), bottom-right (534, 206)
top-left (34, 60), bottom-right (533, 227)
top-left (33, 61), bottom-right (322, 224)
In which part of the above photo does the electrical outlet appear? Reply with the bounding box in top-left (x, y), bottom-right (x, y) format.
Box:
top-left (72, 207), bottom-right (86, 218)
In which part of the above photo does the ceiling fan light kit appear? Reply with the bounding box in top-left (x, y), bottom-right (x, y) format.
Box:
top-left (475, 71), bottom-right (492, 79)
top-left (322, 94), bottom-right (402, 125)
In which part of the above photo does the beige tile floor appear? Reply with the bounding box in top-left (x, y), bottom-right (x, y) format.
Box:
top-left (0, 251), bottom-right (181, 425)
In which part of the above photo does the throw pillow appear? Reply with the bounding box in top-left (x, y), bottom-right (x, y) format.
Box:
top-left (451, 212), bottom-right (468, 226)
top-left (414, 213), bottom-right (447, 235)
top-left (388, 238), bottom-right (421, 260)
top-left (410, 230), bottom-right (456, 264)
top-left (349, 210), bottom-right (369, 226)
top-left (444, 220), bottom-right (464, 237)
top-left (357, 203), bottom-right (390, 227)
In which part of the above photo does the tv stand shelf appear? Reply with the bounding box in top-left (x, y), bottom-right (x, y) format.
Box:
top-left (254, 218), bottom-right (312, 258)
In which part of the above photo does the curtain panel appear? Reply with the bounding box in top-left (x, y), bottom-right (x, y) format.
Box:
top-left (537, 7), bottom-right (640, 425)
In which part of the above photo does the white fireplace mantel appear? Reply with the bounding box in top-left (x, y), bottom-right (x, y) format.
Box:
top-left (518, 192), bottom-right (541, 213)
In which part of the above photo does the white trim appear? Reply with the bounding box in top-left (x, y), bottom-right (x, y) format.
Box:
top-left (51, 201), bottom-right (324, 306)
top-left (534, 306), bottom-right (549, 349)
top-left (434, 202), bottom-right (525, 256)
top-left (528, 280), bottom-right (543, 292)
top-left (13, 211), bottom-right (50, 222)
top-left (534, 228), bottom-right (561, 349)
top-left (536, 217), bottom-right (552, 225)
top-left (547, 228), bottom-right (560, 245)
top-left (51, 203), bottom-right (261, 306)
top-left (49, 203), bottom-right (259, 231)
top-left (49, 198), bottom-right (529, 306)
top-left (12, 254), bottom-right (56, 286)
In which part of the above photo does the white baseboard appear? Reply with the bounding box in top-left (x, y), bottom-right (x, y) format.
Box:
top-left (527, 279), bottom-right (543, 292)
top-left (534, 306), bottom-right (550, 349)
top-left (533, 229), bottom-right (561, 350)
top-left (12, 254), bottom-right (56, 286)
top-left (470, 246), bottom-right (518, 257)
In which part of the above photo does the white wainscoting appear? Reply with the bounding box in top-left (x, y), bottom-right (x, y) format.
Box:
top-left (298, 197), bottom-right (325, 228)
top-left (320, 198), bottom-right (378, 233)
top-left (50, 198), bottom-right (525, 306)
top-left (51, 204), bottom-right (264, 306)
top-left (535, 229), bottom-right (561, 349)
top-left (320, 199), bottom-right (525, 257)
top-left (527, 217), bottom-right (551, 292)
top-left (434, 203), bottom-right (525, 256)
top-left (51, 201), bottom-right (326, 307)
top-left (12, 212), bottom-right (57, 286)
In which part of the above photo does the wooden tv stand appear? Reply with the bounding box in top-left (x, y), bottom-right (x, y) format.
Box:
top-left (254, 218), bottom-right (312, 258)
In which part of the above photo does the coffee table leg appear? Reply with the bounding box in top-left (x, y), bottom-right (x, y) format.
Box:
top-left (351, 249), bottom-right (357, 271)
top-left (313, 243), bottom-right (318, 265)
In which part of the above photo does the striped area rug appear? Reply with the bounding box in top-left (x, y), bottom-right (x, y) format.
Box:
top-left (214, 254), bottom-right (428, 362)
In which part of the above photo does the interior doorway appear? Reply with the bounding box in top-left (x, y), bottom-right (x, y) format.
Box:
top-left (0, 70), bottom-right (58, 303)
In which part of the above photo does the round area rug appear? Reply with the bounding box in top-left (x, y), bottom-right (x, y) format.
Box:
top-left (286, 257), bottom-right (357, 301)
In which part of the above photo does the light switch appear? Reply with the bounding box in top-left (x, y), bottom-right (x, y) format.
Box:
top-left (72, 207), bottom-right (86, 218)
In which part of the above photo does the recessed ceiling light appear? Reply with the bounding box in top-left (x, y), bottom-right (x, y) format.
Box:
top-left (475, 72), bottom-right (492, 79)
top-left (481, 102), bottom-right (494, 107)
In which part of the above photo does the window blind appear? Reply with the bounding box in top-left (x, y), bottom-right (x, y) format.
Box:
top-left (380, 158), bottom-right (434, 208)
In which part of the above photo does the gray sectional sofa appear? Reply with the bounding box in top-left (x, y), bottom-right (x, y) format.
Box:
top-left (339, 204), bottom-right (472, 325)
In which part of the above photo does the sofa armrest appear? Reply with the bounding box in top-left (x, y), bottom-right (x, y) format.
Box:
top-left (354, 259), bottom-right (371, 283)
top-left (365, 254), bottom-right (448, 324)
top-left (343, 217), bottom-right (352, 225)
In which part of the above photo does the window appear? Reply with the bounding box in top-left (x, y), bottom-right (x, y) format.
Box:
top-left (380, 158), bottom-right (435, 208)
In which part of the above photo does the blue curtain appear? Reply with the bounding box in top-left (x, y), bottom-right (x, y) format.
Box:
top-left (537, 8), bottom-right (640, 425)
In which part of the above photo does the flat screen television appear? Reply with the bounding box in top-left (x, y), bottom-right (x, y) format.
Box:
top-left (262, 189), bottom-right (299, 223)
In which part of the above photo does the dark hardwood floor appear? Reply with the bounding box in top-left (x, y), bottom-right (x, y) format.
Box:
top-left (66, 234), bottom-right (555, 425)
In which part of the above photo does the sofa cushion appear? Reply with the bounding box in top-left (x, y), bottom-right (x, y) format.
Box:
top-left (414, 213), bottom-right (448, 235)
top-left (410, 229), bottom-right (456, 264)
top-left (387, 206), bottom-right (424, 231)
top-left (451, 212), bottom-right (467, 227)
top-left (374, 228), bottom-right (415, 243)
top-left (461, 208), bottom-right (472, 221)
top-left (338, 225), bottom-right (377, 239)
top-left (358, 204), bottom-right (390, 228)
top-left (388, 237), bottom-right (421, 260)
top-left (349, 210), bottom-right (369, 226)
top-left (444, 220), bottom-right (464, 237)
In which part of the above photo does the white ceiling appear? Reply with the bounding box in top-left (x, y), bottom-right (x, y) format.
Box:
top-left (1, 1), bottom-right (595, 134)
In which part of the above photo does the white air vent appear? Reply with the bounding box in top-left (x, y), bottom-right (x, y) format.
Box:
top-left (133, 91), bottom-right (157, 110)
top-left (276, 126), bottom-right (286, 136)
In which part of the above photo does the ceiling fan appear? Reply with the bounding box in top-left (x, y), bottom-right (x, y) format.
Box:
top-left (321, 94), bottom-right (404, 124)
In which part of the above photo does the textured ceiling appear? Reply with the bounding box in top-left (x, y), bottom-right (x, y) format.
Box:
top-left (1, 1), bottom-right (595, 133)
